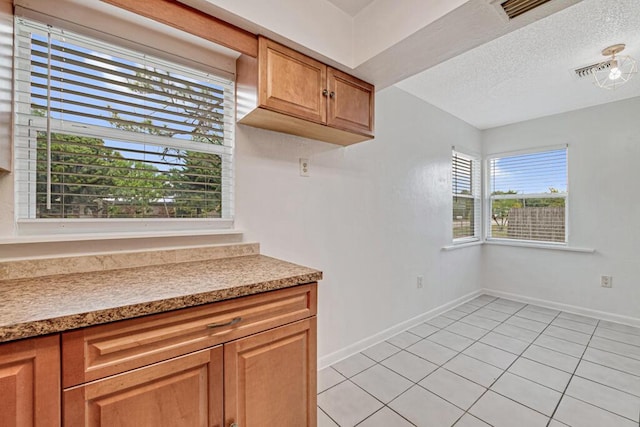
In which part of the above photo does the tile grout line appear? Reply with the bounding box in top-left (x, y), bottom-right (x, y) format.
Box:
top-left (398, 297), bottom-right (554, 424)
top-left (548, 321), bottom-right (640, 424)
top-left (448, 299), bottom-right (564, 426)
top-left (349, 297), bottom-right (498, 426)
top-left (545, 317), bottom-right (601, 426)
top-left (337, 350), bottom-right (421, 426)
top-left (398, 297), bottom-right (531, 425)
top-left (394, 297), bottom-right (500, 426)
top-left (319, 296), bottom-right (638, 427)
top-left (318, 406), bottom-right (341, 427)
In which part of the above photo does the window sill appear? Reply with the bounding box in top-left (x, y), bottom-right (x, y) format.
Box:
top-left (484, 239), bottom-right (595, 253)
top-left (442, 240), bottom-right (483, 251)
top-left (443, 240), bottom-right (595, 253)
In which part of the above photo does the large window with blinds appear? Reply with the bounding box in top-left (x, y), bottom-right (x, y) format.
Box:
top-left (14, 18), bottom-right (234, 226)
top-left (487, 147), bottom-right (567, 243)
top-left (452, 149), bottom-right (481, 242)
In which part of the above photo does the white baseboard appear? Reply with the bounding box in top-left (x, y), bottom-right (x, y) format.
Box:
top-left (482, 288), bottom-right (640, 328)
top-left (317, 289), bottom-right (482, 370)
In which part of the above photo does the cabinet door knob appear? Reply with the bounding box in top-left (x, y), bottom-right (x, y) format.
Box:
top-left (322, 89), bottom-right (329, 97)
top-left (230, 423), bottom-right (238, 427)
top-left (329, 91), bottom-right (335, 99)
top-left (207, 316), bottom-right (242, 329)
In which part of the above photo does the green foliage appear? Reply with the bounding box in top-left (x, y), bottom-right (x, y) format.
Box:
top-left (109, 69), bottom-right (225, 145)
top-left (491, 190), bottom-right (521, 229)
top-left (37, 69), bottom-right (225, 219)
top-left (490, 188), bottom-right (565, 237)
top-left (36, 133), bottom-right (165, 218)
top-left (107, 68), bottom-right (225, 218)
top-left (37, 133), bottom-right (121, 218)
top-left (168, 151), bottom-right (223, 218)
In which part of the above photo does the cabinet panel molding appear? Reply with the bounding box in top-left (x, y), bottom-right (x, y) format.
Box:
top-left (237, 36), bottom-right (374, 146)
top-left (0, 335), bottom-right (61, 427)
top-left (327, 67), bottom-right (374, 136)
top-left (63, 347), bottom-right (224, 427)
top-left (225, 318), bottom-right (317, 427)
top-left (260, 38), bottom-right (327, 124)
top-left (63, 284), bottom-right (316, 388)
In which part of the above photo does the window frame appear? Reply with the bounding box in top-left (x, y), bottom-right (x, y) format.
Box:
top-left (13, 17), bottom-right (236, 236)
top-left (484, 145), bottom-right (568, 245)
top-left (452, 147), bottom-right (481, 244)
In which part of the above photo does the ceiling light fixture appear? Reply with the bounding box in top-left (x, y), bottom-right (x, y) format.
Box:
top-left (593, 44), bottom-right (637, 90)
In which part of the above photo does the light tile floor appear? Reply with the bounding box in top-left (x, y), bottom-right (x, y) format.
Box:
top-left (317, 295), bottom-right (640, 427)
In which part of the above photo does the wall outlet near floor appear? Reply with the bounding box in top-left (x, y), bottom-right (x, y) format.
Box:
top-left (299, 158), bottom-right (310, 177)
top-left (600, 275), bottom-right (613, 288)
top-left (416, 275), bottom-right (423, 289)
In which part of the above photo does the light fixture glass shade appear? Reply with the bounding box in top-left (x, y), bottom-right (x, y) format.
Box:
top-left (593, 49), bottom-right (637, 90)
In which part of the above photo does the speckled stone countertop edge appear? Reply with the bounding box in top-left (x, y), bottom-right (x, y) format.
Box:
top-left (0, 254), bottom-right (322, 343)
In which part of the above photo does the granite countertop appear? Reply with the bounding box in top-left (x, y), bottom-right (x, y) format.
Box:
top-left (0, 254), bottom-right (322, 343)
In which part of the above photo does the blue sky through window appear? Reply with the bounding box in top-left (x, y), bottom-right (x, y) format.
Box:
top-left (29, 33), bottom-right (227, 172)
top-left (490, 149), bottom-right (567, 195)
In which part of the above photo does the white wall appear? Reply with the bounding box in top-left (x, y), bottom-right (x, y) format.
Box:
top-left (235, 86), bottom-right (482, 360)
top-left (352, 0), bottom-right (467, 66)
top-left (183, 0), bottom-right (354, 67)
top-left (481, 96), bottom-right (640, 321)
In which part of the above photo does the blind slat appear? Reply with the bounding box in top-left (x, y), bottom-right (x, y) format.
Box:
top-left (452, 150), bottom-right (481, 241)
top-left (489, 148), bottom-right (567, 243)
top-left (15, 18), bottom-right (235, 221)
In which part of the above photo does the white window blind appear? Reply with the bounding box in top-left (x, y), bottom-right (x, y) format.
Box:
top-left (488, 147), bottom-right (567, 243)
top-left (14, 18), bottom-right (234, 224)
top-left (452, 149), bottom-right (481, 241)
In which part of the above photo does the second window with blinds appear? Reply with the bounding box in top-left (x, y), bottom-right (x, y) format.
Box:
top-left (452, 149), bottom-right (481, 243)
top-left (487, 147), bottom-right (568, 244)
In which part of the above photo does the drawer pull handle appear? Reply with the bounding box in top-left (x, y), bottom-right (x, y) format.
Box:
top-left (207, 316), bottom-right (242, 329)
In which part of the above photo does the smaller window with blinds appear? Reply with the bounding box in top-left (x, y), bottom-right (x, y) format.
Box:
top-left (452, 149), bottom-right (481, 242)
top-left (13, 18), bottom-right (234, 230)
top-left (487, 147), bottom-right (567, 244)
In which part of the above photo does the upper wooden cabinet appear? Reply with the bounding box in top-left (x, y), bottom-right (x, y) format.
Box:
top-left (259, 38), bottom-right (327, 125)
top-left (237, 36), bottom-right (375, 146)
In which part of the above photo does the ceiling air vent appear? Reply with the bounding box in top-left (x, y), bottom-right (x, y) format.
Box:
top-left (574, 61), bottom-right (611, 79)
top-left (500, 0), bottom-right (553, 19)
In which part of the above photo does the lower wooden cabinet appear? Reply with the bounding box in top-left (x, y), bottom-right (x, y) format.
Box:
top-left (61, 283), bottom-right (318, 427)
top-left (0, 334), bottom-right (61, 427)
top-left (63, 347), bottom-right (224, 427)
top-left (225, 318), bottom-right (316, 427)
top-left (0, 285), bottom-right (317, 427)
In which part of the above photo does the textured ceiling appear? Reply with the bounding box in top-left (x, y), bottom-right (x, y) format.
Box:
top-left (395, 0), bottom-right (640, 129)
top-left (325, 0), bottom-right (375, 16)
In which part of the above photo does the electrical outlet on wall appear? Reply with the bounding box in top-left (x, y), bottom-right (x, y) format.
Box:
top-left (417, 275), bottom-right (423, 289)
top-left (601, 275), bottom-right (613, 288)
top-left (299, 158), bottom-right (310, 177)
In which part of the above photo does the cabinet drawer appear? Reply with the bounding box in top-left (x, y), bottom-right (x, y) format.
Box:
top-left (63, 346), bottom-right (223, 427)
top-left (62, 283), bottom-right (317, 388)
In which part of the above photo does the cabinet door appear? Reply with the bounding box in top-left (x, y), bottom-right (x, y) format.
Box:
top-left (225, 318), bottom-right (317, 427)
top-left (0, 335), bottom-right (61, 427)
top-left (63, 347), bottom-right (223, 427)
top-left (327, 67), bottom-right (374, 136)
top-left (259, 37), bottom-right (327, 124)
